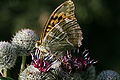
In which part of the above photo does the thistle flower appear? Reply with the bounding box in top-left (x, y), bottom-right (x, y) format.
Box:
top-left (19, 65), bottom-right (58, 80)
top-left (19, 65), bottom-right (40, 80)
top-left (0, 41), bottom-right (17, 69)
top-left (61, 49), bottom-right (97, 72)
top-left (97, 70), bottom-right (120, 80)
top-left (59, 65), bottom-right (96, 80)
top-left (32, 58), bottom-right (51, 72)
top-left (31, 49), bottom-right (61, 72)
top-left (11, 29), bottom-right (39, 56)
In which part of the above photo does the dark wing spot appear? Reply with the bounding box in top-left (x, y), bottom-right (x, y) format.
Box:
top-left (51, 22), bottom-right (55, 27)
top-left (58, 16), bottom-right (63, 21)
top-left (54, 16), bottom-right (58, 20)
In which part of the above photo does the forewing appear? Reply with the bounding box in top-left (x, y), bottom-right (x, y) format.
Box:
top-left (41, 0), bottom-right (76, 40)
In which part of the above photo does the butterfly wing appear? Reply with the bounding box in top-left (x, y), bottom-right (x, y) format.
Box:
top-left (42, 19), bottom-right (82, 53)
top-left (40, 0), bottom-right (83, 53)
top-left (41, 0), bottom-right (76, 40)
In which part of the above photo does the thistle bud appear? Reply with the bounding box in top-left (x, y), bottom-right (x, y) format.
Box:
top-left (19, 65), bottom-right (57, 80)
top-left (12, 29), bottom-right (39, 56)
top-left (97, 70), bottom-right (120, 80)
top-left (0, 41), bottom-right (17, 69)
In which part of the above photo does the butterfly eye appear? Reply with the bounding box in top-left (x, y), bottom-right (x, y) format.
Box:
top-left (35, 41), bottom-right (41, 48)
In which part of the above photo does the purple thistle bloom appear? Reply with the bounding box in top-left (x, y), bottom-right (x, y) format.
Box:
top-left (31, 48), bottom-right (60, 72)
top-left (31, 49), bottom-right (52, 72)
top-left (32, 58), bottom-right (51, 72)
top-left (61, 49), bottom-right (97, 72)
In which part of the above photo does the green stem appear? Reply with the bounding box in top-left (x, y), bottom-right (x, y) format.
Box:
top-left (0, 69), bottom-right (4, 77)
top-left (20, 56), bottom-right (26, 73)
top-left (3, 69), bottom-right (7, 77)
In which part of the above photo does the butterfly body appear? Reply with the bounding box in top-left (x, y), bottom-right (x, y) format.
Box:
top-left (35, 0), bottom-right (83, 57)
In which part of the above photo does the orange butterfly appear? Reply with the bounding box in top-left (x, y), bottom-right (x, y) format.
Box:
top-left (35, 0), bottom-right (83, 58)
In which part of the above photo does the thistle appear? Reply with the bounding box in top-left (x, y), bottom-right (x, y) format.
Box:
top-left (19, 65), bottom-right (58, 80)
top-left (97, 70), bottom-right (120, 80)
top-left (0, 41), bottom-right (17, 69)
top-left (31, 48), bottom-right (61, 72)
top-left (11, 29), bottom-right (39, 56)
top-left (19, 48), bottom-right (63, 80)
top-left (61, 49), bottom-right (97, 72)
top-left (19, 65), bottom-right (40, 80)
top-left (32, 58), bottom-right (52, 72)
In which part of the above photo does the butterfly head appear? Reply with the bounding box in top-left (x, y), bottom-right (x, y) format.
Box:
top-left (35, 40), bottom-right (41, 48)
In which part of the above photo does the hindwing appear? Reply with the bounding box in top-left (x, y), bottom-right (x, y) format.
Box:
top-left (42, 18), bottom-right (83, 53)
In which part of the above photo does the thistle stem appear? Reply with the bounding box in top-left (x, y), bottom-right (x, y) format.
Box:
top-left (3, 69), bottom-right (7, 77)
top-left (20, 56), bottom-right (26, 73)
top-left (0, 69), bottom-right (3, 77)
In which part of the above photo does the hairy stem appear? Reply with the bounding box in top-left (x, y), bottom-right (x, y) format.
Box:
top-left (3, 69), bottom-right (7, 77)
top-left (0, 69), bottom-right (3, 77)
top-left (20, 56), bottom-right (26, 73)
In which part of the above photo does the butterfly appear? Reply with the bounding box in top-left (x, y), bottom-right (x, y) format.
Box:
top-left (35, 0), bottom-right (83, 58)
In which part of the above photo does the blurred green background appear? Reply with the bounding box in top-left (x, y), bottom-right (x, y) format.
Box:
top-left (0, 0), bottom-right (120, 78)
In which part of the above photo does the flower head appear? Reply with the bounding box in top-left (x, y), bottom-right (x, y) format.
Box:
top-left (0, 41), bottom-right (17, 69)
top-left (12, 29), bottom-right (39, 56)
top-left (31, 49), bottom-right (51, 72)
top-left (97, 70), bottom-right (120, 80)
top-left (19, 65), bottom-right (58, 80)
top-left (61, 49), bottom-right (97, 72)
top-left (31, 48), bottom-right (60, 72)
top-left (19, 65), bottom-right (40, 80)
top-left (32, 58), bottom-right (51, 72)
